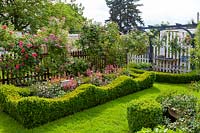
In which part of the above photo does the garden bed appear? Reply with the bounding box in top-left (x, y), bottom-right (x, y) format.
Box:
top-left (0, 71), bottom-right (155, 128)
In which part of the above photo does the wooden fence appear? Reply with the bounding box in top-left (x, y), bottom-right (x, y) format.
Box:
top-left (128, 30), bottom-right (193, 73)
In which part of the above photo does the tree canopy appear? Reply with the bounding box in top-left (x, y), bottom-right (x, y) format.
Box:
top-left (0, 0), bottom-right (50, 33)
top-left (106, 0), bottom-right (144, 33)
top-left (0, 0), bottom-right (85, 33)
top-left (49, 2), bottom-right (85, 33)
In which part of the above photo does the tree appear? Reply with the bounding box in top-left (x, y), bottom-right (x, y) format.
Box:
top-left (106, 0), bottom-right (144, 33)
top-left (0, 0), bottom-right (50, 33)
top-left (77, 22), bottom-right (125, 66)
top-left (49, 3), bottom-right (85, 33)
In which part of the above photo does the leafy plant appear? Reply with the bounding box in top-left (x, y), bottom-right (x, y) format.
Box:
top-left (137, 125), bottom-right (183, 133)
top-left (121, 30), bottom-right (149, 55)
top-left (159, 94), bottom-right (199, 133)
top-left (189, 81), bottom-right (200, 92)
top-left (66, 57), bottom-right (88, 76)
top-left (30, 82), bottom-right (66, 98)
top-left (127, 62), bottom-right (152, 70)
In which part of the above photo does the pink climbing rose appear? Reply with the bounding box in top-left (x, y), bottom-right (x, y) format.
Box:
top-left (32, 52), bottom-right (38, 58)
top-left (15, 64), bottom-right (20, 70)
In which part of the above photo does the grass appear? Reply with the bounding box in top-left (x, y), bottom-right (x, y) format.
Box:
top-left (0, 83), bottom-right (192, 133)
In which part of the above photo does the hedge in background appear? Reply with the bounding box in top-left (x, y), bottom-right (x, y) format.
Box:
top-left (127, 98), bottom-right (163, 133)
top-left (155, 71), bottom-right (200, 83)
top-left (0, 71), bottom-right (155, 128)
top-left (130, 68), bottom-right (200, 84)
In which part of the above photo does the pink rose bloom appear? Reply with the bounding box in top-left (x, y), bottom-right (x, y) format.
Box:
top-left (9, 31), bottom-right (14, 35)
top-left (15, 64), bottom-right (20, 70)
top-left (26, 43), bottom-right (32, 48)
top-left (19, 41), bottom-right (23, 48)
top-left (44, 38), bottom-right (48, 42)
top-left (32, 53), bottom-right (38, 58)
top-left (21, 48), bottom-right (25, 53)
top-left (1, 25), bottom-right (7, 30)
top-left (25, 54), bottom-right (29, 59)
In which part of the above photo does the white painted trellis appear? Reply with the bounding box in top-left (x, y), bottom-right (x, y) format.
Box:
top-left (128, 29), bottom-right (194, 73)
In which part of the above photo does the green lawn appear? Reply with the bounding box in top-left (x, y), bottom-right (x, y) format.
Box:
top-left (0, 83), bottom-right (191, 133)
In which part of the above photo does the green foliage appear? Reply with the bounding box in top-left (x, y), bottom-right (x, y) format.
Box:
top-left (106, 0), bottom-right (144, 33)
top-left (30, 82), bottom-right (66, 98)
top-left (194, 23), bottom-right (200, 70)
top-left (121, 30), bottom-right (149, 55)
top-left (67, 57), bottom-right (88, 76)
top-left (129, 68), bottom-right (200, 84)
top-left (77, 22), bottom-right (126, 67)
top-left (0, 0), bottom-right (50, 33)
top-left (137, 126), bottom-right (183, 133)
top-left (0, 71), bottom-right (155, 128)
top-left (127, 62), bottom-right (152, 70)
top-left (0, 24), bottom-right (16, 48)
top-left (127, 98), bottom-right (163, 133)
top-left (49, 3), bottom-right (85, 33)
top-left (154, 71), bottom-right (200, 84)
top-left (189, 81), bottom-right (200, 92)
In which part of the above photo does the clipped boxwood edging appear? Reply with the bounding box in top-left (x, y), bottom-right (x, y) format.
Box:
top-left (130, 68), bottom-right (200, 84)
top-left (0, 71), bottom-right (155, 128)
top-left (155, 71), bottom-right (200, 83)
top-left (127, 98), bottom-right (163, 133)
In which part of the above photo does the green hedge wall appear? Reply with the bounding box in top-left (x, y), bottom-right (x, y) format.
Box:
top-left (130, 68), bottom-right (200, 84)
top-left (155, 71), bottom-right (200, 83)
top-left (127, 99), bottom-right (163, 133)
top-left (0, 71), bottom-right (155, 128)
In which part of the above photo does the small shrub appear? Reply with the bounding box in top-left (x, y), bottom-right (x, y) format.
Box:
top-left (127, 99), bottom-right (163, 133)
top-left (128, 62), bottom-right (152, 70)
top-left (67, 57), bottom-right (88, 76)
top-left (189, 81), bottom-right (200, 92)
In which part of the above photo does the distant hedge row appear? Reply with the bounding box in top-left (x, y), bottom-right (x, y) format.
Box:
top-left (130, 68), bottom-right (200, 83)
top-left (0, 71), bottom-right (155, 128)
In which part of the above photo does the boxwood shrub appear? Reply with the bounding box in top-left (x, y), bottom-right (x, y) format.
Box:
top-left (127, 99), bottom-right (163, 133)
top-left (130, 68), bottom-right (200, 84)
top-left (0, 71), bottom-right (155, 128)
top-left (155, 71), bottom-right (200, 83)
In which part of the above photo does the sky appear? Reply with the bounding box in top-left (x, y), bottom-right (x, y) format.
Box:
top-left (75, 0), bottom-right (200, 26)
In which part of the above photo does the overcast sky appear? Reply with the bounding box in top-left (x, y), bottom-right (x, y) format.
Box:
top-left (75, 0), bottom-right (200, 26)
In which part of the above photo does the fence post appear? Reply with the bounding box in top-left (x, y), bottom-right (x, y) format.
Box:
top-left (126, 48), bottom-right (129, 65)
top-left (149, 37), bottom-right (154, 64)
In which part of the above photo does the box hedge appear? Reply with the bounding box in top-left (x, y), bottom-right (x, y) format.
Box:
top-left (155, 71), bottom-right (200, 83)
top-left (0, 71), bottom-right (155, 128)
top-left (127, 99), bottom-right (163, 133)
top-left (130, 68), bottom-right (200, 84)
